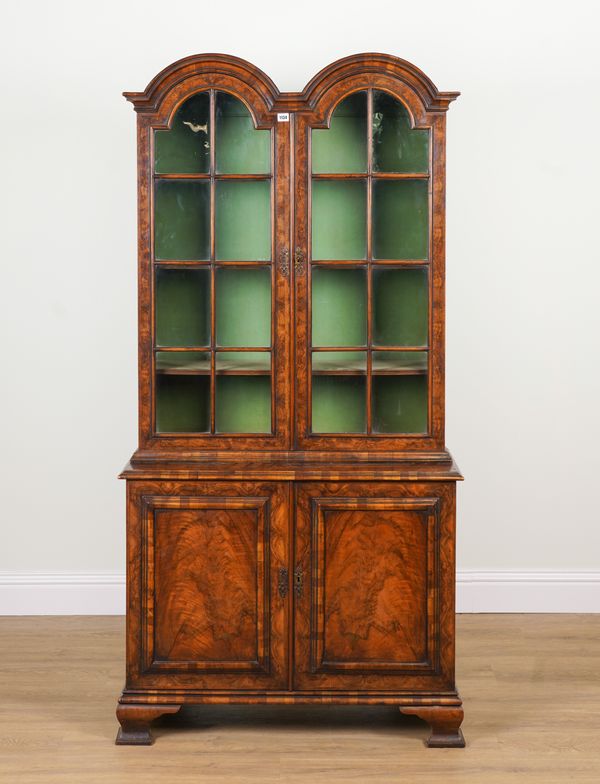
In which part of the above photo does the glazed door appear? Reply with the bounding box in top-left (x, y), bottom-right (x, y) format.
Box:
top-left (293, 84), bottom-right (445, 453)
top-left (141, 83), bottom-right (292, 452)
top-left (293, 482), bottom-right (455, 691)
top-left (127, 481), bottom-right (290, 690)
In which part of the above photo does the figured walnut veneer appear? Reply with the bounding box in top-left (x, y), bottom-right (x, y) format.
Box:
top-left (118, 52), bottom-right (463, 749)
top-left (152, 502), bottom-right (266, 666)
top-left (317, 503), bottom-right (432, 666)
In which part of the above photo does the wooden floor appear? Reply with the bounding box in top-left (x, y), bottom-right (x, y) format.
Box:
top-left (0, 615), bottom-right (599, 783)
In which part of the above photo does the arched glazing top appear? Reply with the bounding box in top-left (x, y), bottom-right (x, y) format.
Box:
top-left (154, 91), bottom-right (270, 175)
top-left (312, 90), bottom-right (429, 175)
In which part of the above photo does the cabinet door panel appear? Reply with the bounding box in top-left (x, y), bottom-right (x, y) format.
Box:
top-left (153, 505), bottom-right (265, 664)
top-left (294, 482), bottom-right (455, 691)
top-left (294, 87), bottom-right (445, 453)
top-left (141, 82), bottom-right (292, 453)
top-left (126, 481), bottom-right (289, 690)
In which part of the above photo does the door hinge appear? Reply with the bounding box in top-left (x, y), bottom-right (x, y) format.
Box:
top-left (278, 247), bottom-right (290, 278)
top-left (278, 567), bottom-right (289, 598)
top-left (294, 247), bottom-right (306, 277)
top-left (294, 565), bottom-right (304, 597)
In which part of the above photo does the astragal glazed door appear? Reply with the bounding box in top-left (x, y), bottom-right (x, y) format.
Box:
top-left (293, 78), bottom-right (448, 453)
top-left (133, 61), bottom-right (450, 458)
top-left (137, 75), bottom-right (291, 453)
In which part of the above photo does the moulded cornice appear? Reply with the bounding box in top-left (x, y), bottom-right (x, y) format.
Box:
top-left (123, 52), bottom-right (459, 116)
top-left (123, 53), bottom-right (281, 114)
top-left (294, 53), bottom-right (459, 113)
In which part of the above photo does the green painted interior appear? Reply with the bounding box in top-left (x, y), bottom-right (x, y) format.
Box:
top-left (216, 267), bottom-right (271, 347)
top-left (216, 376), bottom-right (271, 433)
top-left (372, 375), bottom-right (428, 433)
top-left (312, 351), bottom-right (366, 372)
top-left (155, 351), bottom-right (210, 373)
top-left (312, 376), bottom-right (366, 433)
top-left (154, 181), bottom-right (210, 260)
top-left (215, 180), bottom-right (271, 261)
top-left (216, 351), bottom-right (271, 371)
top-left (312, 92), bottom-right (367, 174)
top-left (152, 89), bottom-right (433, 439)
top-left (216, 92), bottom-right (270, 174)
top-left (156, 375), bottom-right (210, 432)
top-left (154, 92), bottom-right (210, 174)
top-left (372, 91), bottom-right (429, 173)
top-left (373, 180), bottom-right (429, 259)
top-left (312, 267), bottom-right (367, 346)
top-left (311, 180), bottom-right (367, 260)
top-left (155, 268), bottom-right (211, 347)
top-left (373, 267), bottom-right (428, 346)
top-left (372, 350), bottom-right (428, 372)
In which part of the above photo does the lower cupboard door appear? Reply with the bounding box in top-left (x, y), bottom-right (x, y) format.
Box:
top-left (293, 482), bottom-right (456, 691)
top-left (127, 481), bottom-right (289, 690)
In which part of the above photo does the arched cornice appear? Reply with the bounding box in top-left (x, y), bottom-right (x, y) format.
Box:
top-left (296, 53), bottom-right (459, 114)
top-left (123, 53), bottom-right (280, 119)
top-left (124, 53), bottom-right (459, 121)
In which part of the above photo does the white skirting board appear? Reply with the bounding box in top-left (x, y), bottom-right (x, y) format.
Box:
top-left (0, 571), bottom-right (599, 615)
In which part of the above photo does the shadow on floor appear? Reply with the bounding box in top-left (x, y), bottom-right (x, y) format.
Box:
top-left (155, 704), bottom-right (424, 739)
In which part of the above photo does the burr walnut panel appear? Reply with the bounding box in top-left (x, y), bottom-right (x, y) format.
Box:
top-left (320, 506), bottom-right (429, 664)
top-left (127, 481), bottom-right (289, 691)
top-left (153, 505), bottom-right (263, 664)
top-left (293, 482), bottom-right (454, 692)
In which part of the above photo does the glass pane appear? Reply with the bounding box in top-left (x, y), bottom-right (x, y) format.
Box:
top-left (312, 351), bottom-right (366, 373)
top-left (372, 351), bottom-right (428, 373)
top-left (373, 268), bottom-right (428, 347)
top-left (156, 351), bottom-right (210, 373)
top-left (312, 267), bottom-right (366, 347)
top-left (156, 375), bottom-right (210, 433)
top-left (373, 180), bottom-right (428, 260)
top-left (312, 376), bottom-right (366, 433)
top-left (372, 375), bottom-right (427, 433)
top-left (216, 376), bottom-right (271, 433)
top-left (216, 92), bottom-right (270, 174)
top-left (372, 91), bottom-right (429, 173)
top-left (154, 93), bottom-right (210, 174)
top-left (312, 92), bottom-right (367, 174)
top-left (154, 181), bottom-right (210, 260)
top-left (216, 352), bottom-right (270, 372)
top-left (156, 268), bottom-right (210, 347)
top-left (312, 180), bottom-right (366, 260)
top-left (216, 180), bottom-right (271, 261)
top-left (216, 267), bottom-right (270, 347)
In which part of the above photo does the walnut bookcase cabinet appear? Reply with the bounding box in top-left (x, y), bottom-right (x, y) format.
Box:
top-left (117, 53), bottom-right (463, 748)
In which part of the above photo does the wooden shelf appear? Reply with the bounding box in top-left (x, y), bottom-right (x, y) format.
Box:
top-left (154, 173), bottom-right (272, 180)
top-left (154, 260), bottom-right (272, 266)
top-left (156, 354), bottom-right (271, 375)
top-left (310, 259), bottom-right (429, 266)
top-left (373, 357), bottom-right (427, 374)
top-left (311, 172), bottom-right (429, 180)
top-left (157, 368), bottom-right (210, 375)
top-left (372, 368), bottom-right (427, 375)
top-left (312, 368), bottom-right (427, 376)
top-left (312, 354), bottom-right (427, 375)
top-left (312, 370), bottom-right (366, 376)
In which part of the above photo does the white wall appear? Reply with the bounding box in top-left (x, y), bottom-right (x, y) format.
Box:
top-left (1, 0), bottom-right (599, 611)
